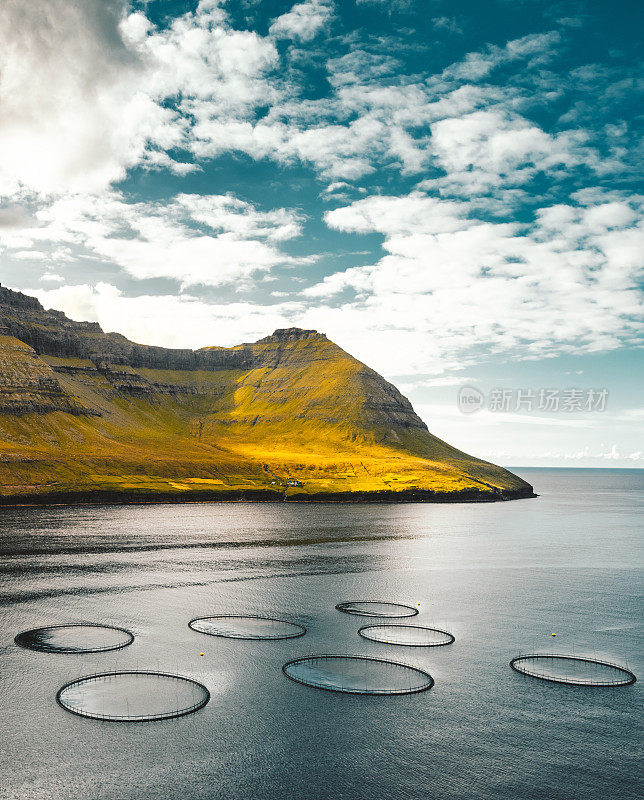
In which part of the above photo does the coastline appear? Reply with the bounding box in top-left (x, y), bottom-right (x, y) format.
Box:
top-left (0, 485), bottom-right (536, 507)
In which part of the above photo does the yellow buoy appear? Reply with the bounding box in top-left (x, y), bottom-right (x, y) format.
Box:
top-left (551, 633), bottom-right (556, 637)
top-left (200, 652), bottom-right (204, 656)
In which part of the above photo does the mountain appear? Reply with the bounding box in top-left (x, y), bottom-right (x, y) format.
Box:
top-left (0, 285), bottom-right (533, 504)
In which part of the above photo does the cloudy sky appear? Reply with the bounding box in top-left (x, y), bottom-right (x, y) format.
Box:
top-left (0, 0), bottom-right (642, 467)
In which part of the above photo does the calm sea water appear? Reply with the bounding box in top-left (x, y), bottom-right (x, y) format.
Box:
top-left (0, 468), bottom-right (642, 800)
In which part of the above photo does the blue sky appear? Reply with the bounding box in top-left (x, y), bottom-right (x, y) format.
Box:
top-left (0, 0), bottom-right (642, 466)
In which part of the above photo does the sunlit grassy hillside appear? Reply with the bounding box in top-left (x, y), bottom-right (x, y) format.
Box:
top-left (0, 287), bottom-right (533, 503)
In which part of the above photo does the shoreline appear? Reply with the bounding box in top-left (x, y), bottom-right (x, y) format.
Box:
top-left (0, 485), bottom-right (536, 508)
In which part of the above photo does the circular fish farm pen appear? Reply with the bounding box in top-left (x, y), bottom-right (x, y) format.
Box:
top-left (56, 671), bottom-right (210, 721)
top-left (189, 615), bottom-right (306, 640)
top-left (510, 655), bottom-right (636, 687)
top-left (359, 624), bottom-right (455, 647)
top-left (282, 655), bottom-right (434, 695)
top-left (15, 624), bottom-right (134, 654)
top-left (335, 601), bottom-right (419, 619)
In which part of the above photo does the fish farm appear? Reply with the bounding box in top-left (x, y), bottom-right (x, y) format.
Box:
top-left (15, 624), bottom-right (134, 654)
top-left (56, 671), bottom-right (211, 721)
top-left (12, 602), bottom-right (638, 726)
top-left (188, 615), bottom-right (306, 640)
top-left (335, 601), bottom-right (419, 618)
top-left (282, 654), bottom-right (434, 695)
top-left (358, 624), bottom-right (455, 647)
top-left (510, 655), bottom-right (636, 686)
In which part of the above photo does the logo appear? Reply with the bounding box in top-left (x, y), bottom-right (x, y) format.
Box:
top-left (457, 385), bottom-right (484, 414)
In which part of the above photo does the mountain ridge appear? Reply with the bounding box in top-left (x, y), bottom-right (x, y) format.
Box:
top-left (0, 285), bottom-right (534, 504)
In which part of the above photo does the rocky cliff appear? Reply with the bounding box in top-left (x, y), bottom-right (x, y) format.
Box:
top-left (0, 285), bottom-right (534, 504)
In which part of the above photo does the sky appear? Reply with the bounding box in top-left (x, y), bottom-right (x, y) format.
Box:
top-left (0, 0), bottom-right (642, 467)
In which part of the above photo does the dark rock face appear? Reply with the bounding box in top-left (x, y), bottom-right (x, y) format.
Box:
top-left (0, 285), bottom-right (322, 371)
top-left (0, 285), bottom-right (42, 312)
top-left (258, 328), bottom-right (326, 343)
top-left (0, 336), bottom-right (89, 414)
top-left (0, 285), bottom-right (244, 368)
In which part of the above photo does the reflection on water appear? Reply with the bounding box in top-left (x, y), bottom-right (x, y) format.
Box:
top-left (0, 468), bottom-right (642, 800)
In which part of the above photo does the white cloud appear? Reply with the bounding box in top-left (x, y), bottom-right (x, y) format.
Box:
top-left (0, 0), bottom-right (607, 199)
top-left (432, 17), bottom-right (462, 35)
top-left (173, 194), bottom-right (302, 242)
top-left (28, 282), bottom-right (302, 350)
top-left (314, 190), bottom-right (644, 369)
top-left (0, 0), bottom-right (180, 195)
top-left (0, 1), bottom-right (627, 202)
top-left (269, 0), bottom-right (333, 42)
top-left (325, 192), bottom-right (466, 236)
top-left (181, 24), bottom-right (570, 181)
top-left (0, 192), bottom-right (306, 288)
top-left (0, 0), bottom-right (280, 196)
top-left (11, 250), bottom-right (47, 260)
top-left (427, 110), bottom-right (585, 191)
top-left (189, 116), bottom-right (387, 180)
top-left (440, 31), bottom-right (560, 82)
top-left (23, 278), bottom-right (453, 377)
top-left (398, 375), bottom-right (473, 391)
top-left (139, 9), bottom-right (279, 114)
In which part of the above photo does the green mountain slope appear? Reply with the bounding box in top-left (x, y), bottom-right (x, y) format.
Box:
top-left (0, 285), bottom-right (533, 503)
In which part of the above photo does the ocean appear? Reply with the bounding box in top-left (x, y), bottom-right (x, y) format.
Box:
top-left (0, 468), bottom-right (642, 799)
